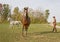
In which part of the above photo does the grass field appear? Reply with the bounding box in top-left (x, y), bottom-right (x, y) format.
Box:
top-left (0, 23), bottom-right (60, 42)
top-left (57, 23), bottom-right (60, 26)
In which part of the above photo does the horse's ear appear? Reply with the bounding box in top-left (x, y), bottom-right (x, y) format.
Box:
top-left (24, 7), bottom-right (28, 10)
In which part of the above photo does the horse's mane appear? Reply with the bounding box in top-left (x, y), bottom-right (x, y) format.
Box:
top-left (26, 12), bottom-right (29, 19)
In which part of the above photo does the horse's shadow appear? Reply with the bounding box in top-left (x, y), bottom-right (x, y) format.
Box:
top-left (41, 31), bottom-right (60, 34)
top-left (28, 31), bottom-right (60, 36)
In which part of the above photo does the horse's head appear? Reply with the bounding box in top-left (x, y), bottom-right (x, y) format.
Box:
top-left (7, 17), bottom-right (10, 21)
top-left (23, 7), bottom-right (28, 18)
top-left (7, 17), bottom-right (13, 22)
top-left (24, 7), bottom-right (28, 13)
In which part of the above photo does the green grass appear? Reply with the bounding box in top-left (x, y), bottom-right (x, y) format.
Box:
top-left (0, 23), bottom-right (60, 42)
top-left (57, 23), bottom-right (60, 26)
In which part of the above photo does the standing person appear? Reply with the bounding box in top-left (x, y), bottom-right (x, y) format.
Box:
top-left (52, 16), bottom-right (57, 32)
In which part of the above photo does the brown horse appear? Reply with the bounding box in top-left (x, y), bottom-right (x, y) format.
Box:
top-left (21, 7), bottom-right (30, 36)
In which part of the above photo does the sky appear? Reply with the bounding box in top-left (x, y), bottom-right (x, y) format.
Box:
top-left (0, 0), bottom-right (60, 22)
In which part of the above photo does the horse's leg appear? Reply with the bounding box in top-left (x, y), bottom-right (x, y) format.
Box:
top-left (12, 24), bottom-right (14, 32)
top-left (25, 26), bottom-right (28, 36)
top-left (9, 24), bottom-right (14, 32)
top-left (9, 24), bottom-right (13, 28)
top-left (18, 24), bottom-right (20, 28)
top-left (22, 25), bottom-right (24, 36)
top-left (17, 24), bottom-right (19, 28)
